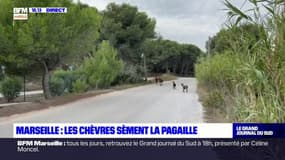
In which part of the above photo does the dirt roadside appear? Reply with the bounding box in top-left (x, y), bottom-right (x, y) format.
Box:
top-left (196, 85), bottom-right (230, 123)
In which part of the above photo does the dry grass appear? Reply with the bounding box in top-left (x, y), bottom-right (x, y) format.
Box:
top-left (197, 84), bottom-right (231, 123)
top-left (160, 74), bottom-right (177, 81)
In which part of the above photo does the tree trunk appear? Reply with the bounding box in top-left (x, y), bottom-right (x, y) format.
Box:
top-left (166, 61), bottom-right (170, 73)
top-left (42, 61), bottom-right (52, 99)
top-left (180, 62), bottom-right (186, 75)
top-left (185, 65), bottom-right (189, 76)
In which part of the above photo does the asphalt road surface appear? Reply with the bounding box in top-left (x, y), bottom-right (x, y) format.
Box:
top-left (0, 78), bottom-right (204, 137)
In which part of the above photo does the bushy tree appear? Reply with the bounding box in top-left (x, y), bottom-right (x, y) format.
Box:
top-left (142, 39), bottom-right (203, 76)
top-left (100, 3), bottom-right (156, 64)
top-left (206, 24), bottom-right (265, 55)
top-left (0, 0), bottom-right (101, 99)
top-left (80, 41), bottom-right (124, 89)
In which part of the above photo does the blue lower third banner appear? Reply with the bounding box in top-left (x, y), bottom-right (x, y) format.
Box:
top-left (13, 123), bottom-right (285, 138)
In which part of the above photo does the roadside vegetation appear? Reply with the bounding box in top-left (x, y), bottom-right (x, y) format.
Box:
top-left (196, 0), bottom-right (285, 122)
top-left (49, 41), bottom-right (123, 96)
top-left (0, 0), bottom-right (202, 103)
top-left (0, 76), bottom-right (22, 102)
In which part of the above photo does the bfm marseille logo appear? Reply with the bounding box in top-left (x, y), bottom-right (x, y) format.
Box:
top-left (13, 8), bottom-right (28, 20)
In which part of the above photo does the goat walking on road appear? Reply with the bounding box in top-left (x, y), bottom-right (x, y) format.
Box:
top-left (159, 78), bottom-right (163, 86)
top-left (181, 83), bottom-right (189, 93)
top-left (154, 76), bottom-right (163, 86)
top-left (172, 81), bottom-right (176, 89)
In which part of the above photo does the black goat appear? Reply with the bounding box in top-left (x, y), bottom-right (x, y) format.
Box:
top-left (173, 81), bottom-right (176, 89)
top-left (181, 83), bottom-right (188, 93)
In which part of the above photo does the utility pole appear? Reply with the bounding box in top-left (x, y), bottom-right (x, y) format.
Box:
top-left (1, 65), bottom-right (6, 78)
top-left (23, 74), bottom-right (26, 102)
top-left (142, 53), bottom-right (147, 81)
top-left (207, 36), bottom-right (212, 55)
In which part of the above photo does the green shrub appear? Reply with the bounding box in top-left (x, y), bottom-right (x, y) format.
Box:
top-left (49, 77), bottom-right (65, 97)
top-left (81, 41), bottom-right (124, 88)
top-left (204, 90), bottom-right (224, 109)
top-left (72, 80), bottom-right (88, 93)
top-left (0, 76), bottom-right (22, 102)
top-left (52, 69), bottom-right (75, 93)
top-left (113, 65), bottom-right (143, 84)
top-left (195, 52), bottom-right (241, 90)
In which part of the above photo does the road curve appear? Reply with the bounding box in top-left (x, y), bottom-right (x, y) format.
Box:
top-left (0, 78), bottom-right (204, 137)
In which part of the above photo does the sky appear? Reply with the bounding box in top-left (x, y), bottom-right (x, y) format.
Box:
top-left (77, 0), bottom-right (248, 51)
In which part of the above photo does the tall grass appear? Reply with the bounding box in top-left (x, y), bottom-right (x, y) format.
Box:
top-left (196, 0), bottom-right (285, 122)
top-left (196, 52), bottom-right (242, 119)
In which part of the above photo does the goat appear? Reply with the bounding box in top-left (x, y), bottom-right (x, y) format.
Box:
top-left (172, 81), bottom-right (176, 89)
top-left (159, 78), bottom-right (163, 86)
top-left (181, 83), bottom-right (188, 93)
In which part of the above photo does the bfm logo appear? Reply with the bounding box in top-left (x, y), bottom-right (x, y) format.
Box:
top-left (13, 8), bottom-right (28, 14)
top-left (13, 8), bottom-right (28, 20)
top-left (17, 141), bottom-right (33, 146)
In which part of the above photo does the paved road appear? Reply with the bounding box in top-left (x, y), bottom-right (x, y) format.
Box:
top-left (0, 78), bottom-right (204, 137)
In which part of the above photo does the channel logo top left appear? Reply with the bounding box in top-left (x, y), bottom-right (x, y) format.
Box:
top-left (13, 8), bottom-right (28, 20)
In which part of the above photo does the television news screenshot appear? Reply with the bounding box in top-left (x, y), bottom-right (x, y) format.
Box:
top-left (0, 0), bottom-right (284, 159)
